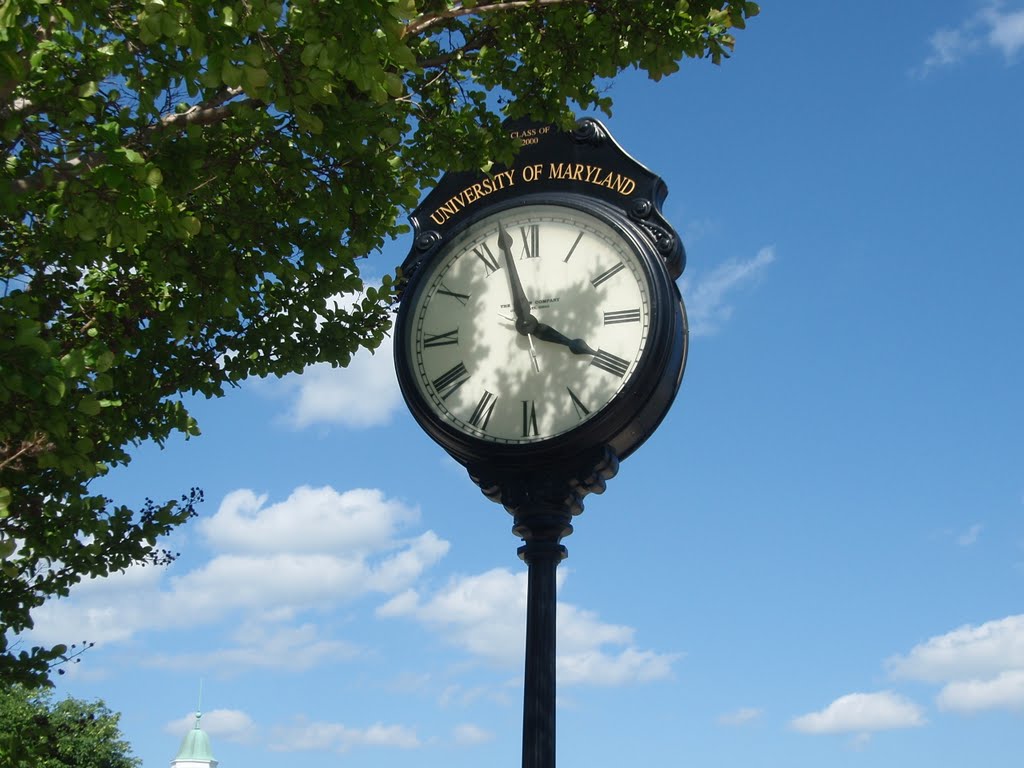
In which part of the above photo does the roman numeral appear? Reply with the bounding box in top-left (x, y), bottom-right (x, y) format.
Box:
top-left (469, 391), bottom-right (497, 430)
top-left (423, 329), bottom-right (459, 348)
top-left (591, 262), bottom-right (625, 288)
top-left (473, 242), bottom-right (500, 275)
top-left (437, 283), bottom-right (470, 305)
top-left (567, 387), bottom-right (590, 420)
top-left (563, 231), bottom-right (583, 263)
top-left (604, 309), bottom-right (641, 325)
top-left (590, 349), bottom-right (630, 377)
top-left (432, 362), bottom-right (470, 400)
top-left (522, 400), bottom-right (539, 437)
top-left (519, 224), bottom-right (540, 259)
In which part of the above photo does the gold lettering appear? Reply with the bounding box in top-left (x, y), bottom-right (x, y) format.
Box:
top-left (425, 169), bottom-right (521, 225)
top-left (424, 159), bottom-right (639, 226)
top-left (523, 163), bottom-right (543, 182)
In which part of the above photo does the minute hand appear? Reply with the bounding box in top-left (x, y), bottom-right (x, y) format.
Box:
top-left (496, 222), bottom-right (534, 334)
top-left (532, 322), bottom-right (596, 356)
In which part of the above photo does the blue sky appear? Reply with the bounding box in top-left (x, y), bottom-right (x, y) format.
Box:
top-left (28, 3), bottom-right (1024, 766)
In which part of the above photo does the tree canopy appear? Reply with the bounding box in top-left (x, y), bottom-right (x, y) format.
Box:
top-left (0, 0), bottom-right (758, 685)
top-left (0, 684), bottom-right (139, 768)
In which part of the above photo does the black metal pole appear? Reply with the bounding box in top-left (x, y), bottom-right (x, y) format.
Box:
top-left (518, 540), bottom-right (566, 768)
top-left (470, 449), bottom-right (616, 768)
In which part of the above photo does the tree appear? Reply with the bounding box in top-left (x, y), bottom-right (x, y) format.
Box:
top-left (0, 684), bottom-right (140, 768)
top-left (0, 0), bottom-right (759, 684)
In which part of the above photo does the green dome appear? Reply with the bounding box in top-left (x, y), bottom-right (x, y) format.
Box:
top-left (176, 713), bottom-right (216, 761)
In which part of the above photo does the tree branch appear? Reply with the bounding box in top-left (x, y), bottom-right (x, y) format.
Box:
top-left (158, 86), bottom-right (246, 130)
top-left (7, 88), bottom-right (256, 197)
top-left (404, 0), bottom-right (579, 38)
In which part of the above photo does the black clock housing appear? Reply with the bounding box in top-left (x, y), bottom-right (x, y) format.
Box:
top-left (394, 118), bottom-right (688, 480)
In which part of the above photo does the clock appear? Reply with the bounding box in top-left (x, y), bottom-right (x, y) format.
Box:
top-left (394, 193), bottom-right (687, 473)
top-left (393, 121), bottom-right (688, 768)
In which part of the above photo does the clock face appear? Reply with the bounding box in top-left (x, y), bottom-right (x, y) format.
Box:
top-left (406, 204), bottom-right (652, 444)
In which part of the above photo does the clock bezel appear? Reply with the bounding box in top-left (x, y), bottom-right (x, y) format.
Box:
top-left (394, 192), bottom-right (687, 471)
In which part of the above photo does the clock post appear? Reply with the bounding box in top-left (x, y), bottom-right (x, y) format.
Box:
top-left (394, 118), bottom-right (688, 768)
top-left (471, 446), bottom-right (619, 768)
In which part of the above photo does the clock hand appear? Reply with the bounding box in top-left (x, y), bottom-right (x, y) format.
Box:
top-left (526, 332), bottom-right (541, 372)
top-left (496, 229), bottom-right (540, 371)
top-left (496, 222), bottom-right (537, 335)
top-left (531, 321), bottom-right (597, 356)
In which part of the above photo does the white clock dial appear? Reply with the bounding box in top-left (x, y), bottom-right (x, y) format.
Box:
top-left (408, 204), bottom-right (651, 444)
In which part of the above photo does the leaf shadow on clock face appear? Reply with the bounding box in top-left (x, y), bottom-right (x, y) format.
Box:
top-left (445, 270), bottom-right (645, 442)
top-left (417, 205), bottom-right (649, 443)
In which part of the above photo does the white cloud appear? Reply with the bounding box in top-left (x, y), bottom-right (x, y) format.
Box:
top-left (266, 285), bottom-right (400, 430)
top-left (791, 691), bottom-right (926, 734)
top-left (885, 614), bottom-right (1024, 715)
top-left (916, 2), bottom-right (1024, 75)
top-left (717, 707), bottom-right (762, 726)
top-left (165, 709), bottom-right (258, 744)
top-left (283, 336), bottom-right (401, 429)
top-left (438, 683), bottom-right (514, 709)
top-left (558, 647), bottom-right (677, 686)
top-left (452, 723), bottom-right (494, 745)
top-left (886, 615), bottom-right (1024, 683)
top-left (937, 669), bottom-right (1024, 712)
top-left (28, 486), bottom-right (449, 667)
top-left (984, 2), bottom-right (1024, 57)
top-left (270, 719), bottom-right (420, 752)
top-left (378, 567), bottom-right (678, 686)
top-left (957, 523), bottom-right (983, 546)
top-left (681, 246), bottom-right (775, 337)
top-left (200, 486), bottom-right (418, 554)
top-left (147, 621), bottom-right (359, 673)
top-left (364, 531), bottom-right (450, 592)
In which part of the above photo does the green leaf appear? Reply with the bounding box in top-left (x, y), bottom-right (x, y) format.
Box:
top-left (243, 65), bottom-right (269, 88)
top-left (121, 148), bottom-right (145, 165)
top-left (61, 349), bottom-right (86, 376)
top-left (181, 216), bottom-right (201, 236)
top-left (160, 12), bottom-right (181, 38)
top-left (140, 13), bottom-right (163, 43)
top-left (301, 43), bottom-right (323, 67)
top-left (78, 396), bottom-right (101, 416)
top-left (221, 61), bottom-right (242, 88)
top-left (383, 72), bottom-right (404, 98)
top-left (244, 46), bottom-right (264, 67)
top-left (95, 350), bottom-right (115, 372)
top-left (42, 375), bottom-right (66, 405)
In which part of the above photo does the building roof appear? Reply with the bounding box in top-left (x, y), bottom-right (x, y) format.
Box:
top-left (175, 712), bottom-right (216, 762)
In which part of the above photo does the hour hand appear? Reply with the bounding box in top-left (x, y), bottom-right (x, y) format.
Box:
top-left (497, 222), bottom-right (534, 332)
top-left (532, 322), bottom-right (596, 356)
